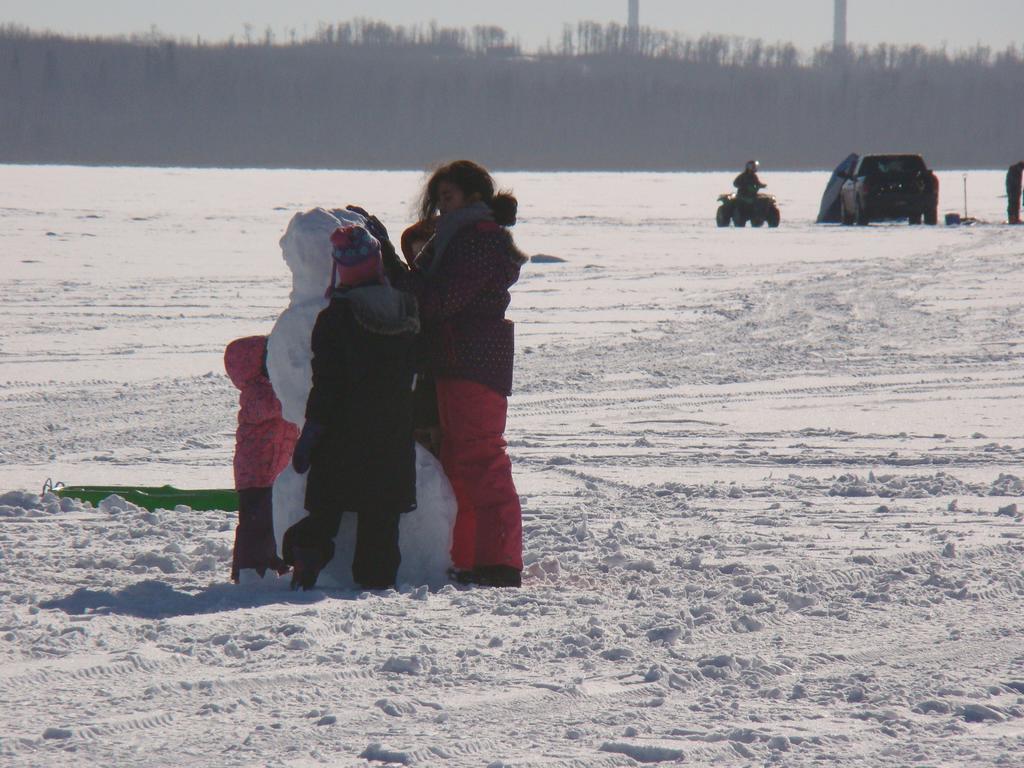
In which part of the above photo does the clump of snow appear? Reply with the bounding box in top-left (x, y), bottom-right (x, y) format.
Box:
top-left (99, 494), bottom-right (135, 514)
top-left (0, 490), bottom-right (42, 509)
top-left (802, 471), bottom-right (1024, 499)
top-left (599, 741), bottom-right (686, 762)
top-left (380, 655), bottom-right (424, 676)
top-left (360, 743), bottom-right (412, 764)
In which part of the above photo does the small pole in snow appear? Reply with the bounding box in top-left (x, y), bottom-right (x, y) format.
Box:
top-left (962, 174), bottom-right (968, 219)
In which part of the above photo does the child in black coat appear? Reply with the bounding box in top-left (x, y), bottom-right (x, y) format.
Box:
top-left (283, 223), bottom-right (420, 590)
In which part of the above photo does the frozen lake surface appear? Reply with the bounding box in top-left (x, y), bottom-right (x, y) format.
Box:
top-left (1, 165), bottom-right (1022, 766)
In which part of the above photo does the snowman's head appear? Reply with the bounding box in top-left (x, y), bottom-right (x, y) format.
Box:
top-left (279, 207), bottom-right (366, 302)
top-left (279, 208), bottom-right (338, 302)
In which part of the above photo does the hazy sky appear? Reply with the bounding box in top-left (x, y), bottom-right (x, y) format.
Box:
top-left (4, 0), bottom-right (1021, 53)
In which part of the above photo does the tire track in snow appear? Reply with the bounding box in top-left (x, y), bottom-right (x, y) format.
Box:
top-left (0, 652), bottom-right (186, 695)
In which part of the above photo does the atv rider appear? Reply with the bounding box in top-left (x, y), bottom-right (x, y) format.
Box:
top-left (734, 160), bottom-right (767, 209)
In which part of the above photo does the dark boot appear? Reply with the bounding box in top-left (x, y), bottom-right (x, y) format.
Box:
top-left (232, 488), bottom-right (284, 582)
top-left (446, 567), bottom-right (475, 585)
top-left (289, 545), bottom-right (331, 591)
top-left (282, 515), bottom-right (336, 591)
top-left (352, 509), bottom-right (401, 590)
top-left (470, 565), bottom-right (522, 588)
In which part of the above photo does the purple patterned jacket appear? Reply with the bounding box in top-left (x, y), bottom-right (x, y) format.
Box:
top-left (397, 220), bottom-right (527, 396)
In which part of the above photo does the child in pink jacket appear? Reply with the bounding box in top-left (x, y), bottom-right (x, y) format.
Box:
top-left (224, 335), bottom-right (299, 582)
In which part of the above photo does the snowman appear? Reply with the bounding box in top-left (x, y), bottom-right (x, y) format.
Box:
top-left (267, 207), bottom-right (456, 589)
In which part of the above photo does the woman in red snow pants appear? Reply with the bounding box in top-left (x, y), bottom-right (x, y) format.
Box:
top-left (396, 160), bottom-right (527, 587)
top-left (437, 378), bottom-right (523, 576)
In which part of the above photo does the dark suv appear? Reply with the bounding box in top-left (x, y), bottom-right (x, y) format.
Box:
top-left (839, 154), bottom-right (939, 225)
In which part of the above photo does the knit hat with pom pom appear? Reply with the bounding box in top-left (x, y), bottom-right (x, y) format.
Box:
top-left (326, 224), bottom-right (385, 294)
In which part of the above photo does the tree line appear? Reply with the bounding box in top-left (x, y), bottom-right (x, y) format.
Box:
top-left (1, 20), bottom-right (1021, 170)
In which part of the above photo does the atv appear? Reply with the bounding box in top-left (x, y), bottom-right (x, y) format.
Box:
top-left (716, 193), bottom-right (781, 228)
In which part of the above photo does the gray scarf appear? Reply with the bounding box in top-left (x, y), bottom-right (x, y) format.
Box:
top-left (334, 284), bottom-right (420, 336)
top-left (426, 201), bottom-right (494, 276)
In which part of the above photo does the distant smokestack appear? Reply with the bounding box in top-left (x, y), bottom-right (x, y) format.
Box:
top-left (833, 0), bottom-right (847, 50)
top-left (628, 0), bottom-right (640, 52)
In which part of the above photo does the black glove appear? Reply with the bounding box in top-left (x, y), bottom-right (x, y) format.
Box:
top-left (292, 421), bottom-right (325, 474)
top-left (381, 240), bottom-right (408, 283)
top-left (345, 205), bottom-right (390, 244)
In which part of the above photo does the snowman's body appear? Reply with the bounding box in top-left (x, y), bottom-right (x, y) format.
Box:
top-left (267, 208), bottom-right (456, 589)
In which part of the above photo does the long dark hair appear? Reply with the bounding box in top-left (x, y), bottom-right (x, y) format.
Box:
top-left (418, 160), bottom-right (518, 226)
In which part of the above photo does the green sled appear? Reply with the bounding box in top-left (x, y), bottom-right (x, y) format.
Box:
top-left (54, 485), bottom-right (239, 512)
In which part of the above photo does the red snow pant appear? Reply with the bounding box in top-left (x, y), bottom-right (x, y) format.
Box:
top-left (436, 378), bottom-right (523, 572)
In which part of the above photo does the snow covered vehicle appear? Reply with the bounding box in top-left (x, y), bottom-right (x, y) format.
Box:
top-left (839, 154), bottom-right (939, 225)
top-left (716, 192), bottom-right (781, 228)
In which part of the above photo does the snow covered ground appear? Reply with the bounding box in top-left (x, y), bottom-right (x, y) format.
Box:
top-left (1, 165), bottom-right (1023, 766)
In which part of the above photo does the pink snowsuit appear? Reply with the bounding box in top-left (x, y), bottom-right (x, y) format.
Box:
top-left (224, 335), bottom-right (298, 581)
top-left (224, 336), bottom-right (298, 490)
